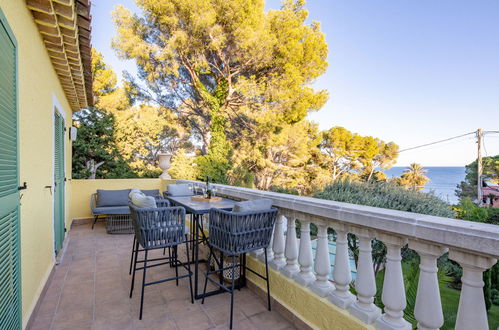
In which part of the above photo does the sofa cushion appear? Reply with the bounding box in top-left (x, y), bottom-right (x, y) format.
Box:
top-left (166, 184), bottom-right (194, 197)
top-left (96, 189), bottom-right (131, 207)
top-left (141, 189), bottom-right (161, 197)
top-left (131, 193), bottom-right (157, 208)
top-left (232, 199), bottom-right (273, 213)
top-left (92, 206), bottom-right (130, 215)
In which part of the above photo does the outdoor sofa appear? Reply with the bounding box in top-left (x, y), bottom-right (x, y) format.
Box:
top-left (91, 188), bottom-right (162, 233)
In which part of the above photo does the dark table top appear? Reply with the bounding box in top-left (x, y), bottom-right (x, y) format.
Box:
top-left (166, 195), bottom-right (236, 214)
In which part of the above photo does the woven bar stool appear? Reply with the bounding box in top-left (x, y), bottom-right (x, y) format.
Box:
top-left (128, 199), bottom-right (171, 275)
top-left (129, 203), bottom-right (194, 320)
top-left (201, 207), bottom-right (278, 329)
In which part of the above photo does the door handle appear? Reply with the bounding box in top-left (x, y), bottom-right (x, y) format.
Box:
top-left (18, 182), bottom-right (27, 190)
top-left (44, 185), bottom-right (52, 195)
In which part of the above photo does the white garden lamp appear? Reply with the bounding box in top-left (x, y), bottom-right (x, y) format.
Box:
top-left (158, 153), bottom-right (173, 179)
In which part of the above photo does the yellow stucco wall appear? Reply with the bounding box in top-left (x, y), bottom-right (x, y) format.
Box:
top-left (246, 256), bottom-right (375, 330)
top-left (70, 178), bottom-right (175, 220)
top-left (0, 1), bottom-right (74, 327)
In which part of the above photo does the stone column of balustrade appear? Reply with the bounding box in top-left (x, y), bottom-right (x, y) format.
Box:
top-left (269, 214), bottom-right (286, 270)
top-left (449, 249), bottom-right (497, 330)
top-left (349, 228), bottom-right (381, 324)
top-left (310, 223), bottom-right (334, 297)
top-left (375, 234), bottom-right (411, 330)
top-left (282, 217), bottom-right (300, 277)
top-left (328, 225), bottom-right (356, 309)
top-left (258, 225), bottom-right (275, 263)
top-left (293, 219), bottom-right (316, 286)
top-left (408, 240), bottom-right (447, 330)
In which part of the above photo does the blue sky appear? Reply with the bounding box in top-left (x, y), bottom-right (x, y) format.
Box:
top-left (91, 0), bottom-right (499, 166)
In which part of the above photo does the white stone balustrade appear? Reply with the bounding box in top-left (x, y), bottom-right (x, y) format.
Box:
top-left (449, 250), bottom-right (497, 330)
top-left (329, 226), bottom-right (356, 308)
top-left (282, 217), bottom-right (300, 277)
top-left (376, 234), bottom-right (411, 330)
top-left (178, 180), bottom-right (499, 329)
top-left (349, 228), bottom-right (381, 324)
top-left (409, 240), bottom-right (447, 330)
top-left (310, 224), bottom-right (334, 297)
top-left (294, 219), bottom-right (316, 286)
top-left (269, 214), bottom-right (286, 270)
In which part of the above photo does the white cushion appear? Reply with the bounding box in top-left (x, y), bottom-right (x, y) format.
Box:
top-left (131, 194), bottom-right (157, 208)
top-left (232, 199), bottom-right (273, 213)
top-left (129, 188), bottom-right (144, 199)
top-left (167, 184), bottom-right (194, 196)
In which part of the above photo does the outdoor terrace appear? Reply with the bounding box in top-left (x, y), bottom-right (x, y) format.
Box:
top-left (28, 223), bottom-right (297, 330)
top-left (30, 179), bottom-right (499, 329)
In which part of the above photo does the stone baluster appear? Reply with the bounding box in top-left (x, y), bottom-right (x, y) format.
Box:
top-left (310, 224), bottom-right (334, 297)
top-left (329, 226), bottom-right (356, 308)
top-left (259, 225), bottom-right (275, 263)
top-left (449, 250), bottom-right (497, 330)
top-left (282, 217), bottom-right (300, 277)
top-left (269, 214), bottom-right (286, 270)
top-left (408, 240), bottom-right (447, 330)
top-left (375, 234), bottom-right (411, 330)
top-left (294, 219), bottom-right (315, 286)
top-left (349, 229), bottom-right (381, 324)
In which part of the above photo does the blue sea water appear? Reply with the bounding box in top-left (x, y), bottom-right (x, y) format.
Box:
top-left (384, 166), bottom-right (466, 205)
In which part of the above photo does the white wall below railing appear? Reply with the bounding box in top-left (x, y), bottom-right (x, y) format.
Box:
top-left (178, 180), bottom-right (499, 330)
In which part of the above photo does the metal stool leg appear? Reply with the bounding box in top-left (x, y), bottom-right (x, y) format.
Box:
top-left (229, 254), bottom-right (236, 329)
top-left (129, 239), bottom-right (139, 298)
top-left (129, 236), bottom-right (136, 275)
top-left (139, 249), bottom-right (148, 320)
top-left (201, 249), bottom-right (213, 305)
top-left (185, 236), bottom-right (194, 304)
top-left (174, 245), bottom-right (179, 286)
top-left (264, 248), bottom-right (271, 311)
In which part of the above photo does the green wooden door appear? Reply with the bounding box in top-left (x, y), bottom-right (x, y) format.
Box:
top-left (0, 11), bottom-right (22, 330)
top-left (53, 112), bottom-right (65, 254)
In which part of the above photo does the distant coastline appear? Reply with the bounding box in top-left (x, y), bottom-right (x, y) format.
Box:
top-left (385, 166), bottom-right (466, 204)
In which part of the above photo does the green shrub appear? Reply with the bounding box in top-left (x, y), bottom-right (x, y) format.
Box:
top-left (314, 180), bottom-right (455, 218)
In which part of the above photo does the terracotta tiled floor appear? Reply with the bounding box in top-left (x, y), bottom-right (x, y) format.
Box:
top-left (29, 222), bottom-right (296, 330)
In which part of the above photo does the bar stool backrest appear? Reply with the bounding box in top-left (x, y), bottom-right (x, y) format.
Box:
top-left (129, 203), bottom-right (186, 250)
top-left (208, 208), bottom-right (278, 255)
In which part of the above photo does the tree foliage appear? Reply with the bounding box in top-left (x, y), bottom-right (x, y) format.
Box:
top-left (394, 163), bottom-right (430, 191)
top-left (456, 155), bottom-right (499, 201)
top-left (168, 149), bottom-right (199, 180)
top-left (72, 108), bottom-right (135, 179)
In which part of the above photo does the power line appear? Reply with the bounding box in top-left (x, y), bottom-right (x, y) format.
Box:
top-left (398, 131), bottom-right (476, 153)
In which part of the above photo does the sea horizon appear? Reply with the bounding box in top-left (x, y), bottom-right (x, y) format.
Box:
top-left (385, 166), bottom-right (466, 205)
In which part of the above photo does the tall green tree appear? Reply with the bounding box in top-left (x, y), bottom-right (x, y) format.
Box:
top-left (72, 108), bottom-right (135, 179)
top-left (112, 0), bottom-right (329, 183)
top-left (456, 155), bottom-right (499, 202)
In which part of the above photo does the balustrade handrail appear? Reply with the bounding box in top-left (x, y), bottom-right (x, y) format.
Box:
top-left (177, 180), bottom-right (499, 258)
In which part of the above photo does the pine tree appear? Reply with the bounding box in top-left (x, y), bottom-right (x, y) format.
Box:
top-left (72, 108), bottom-right (135, 179)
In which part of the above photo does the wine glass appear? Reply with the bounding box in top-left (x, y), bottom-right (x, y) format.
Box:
top-left (212, 187), bottom-right (217, 197)
top-left (188, 183), bottom-right (193, 194)
top-left (201, 187), bottom-right (207, 198)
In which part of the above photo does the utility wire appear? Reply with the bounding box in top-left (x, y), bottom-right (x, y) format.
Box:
top-left (398, 131), bottom-right (476, 153)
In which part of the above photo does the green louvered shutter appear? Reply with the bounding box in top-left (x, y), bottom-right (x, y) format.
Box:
top-left (53, 113), bottom-right (65, 254)
top-left (0, 13), bottom-right (21, 330)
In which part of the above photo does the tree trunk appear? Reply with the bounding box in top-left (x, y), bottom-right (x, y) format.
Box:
top-left (86, 159), bottom-right (104, 179)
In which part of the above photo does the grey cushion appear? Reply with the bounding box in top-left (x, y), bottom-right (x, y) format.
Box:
top-left (141, 189), bottom-right (160, 197)
top-left (131, 194), bottom-right (157, 208)
top-left (96, 189), bottom-right (131, 207)
top-left (92, 206), bottom-right (130, 215)
top-left (167, 184), bottom-right (194, 197)
top-left (232, 199), bottom-right (273, 213)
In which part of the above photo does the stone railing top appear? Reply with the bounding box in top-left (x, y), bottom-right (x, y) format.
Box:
top-left (177, 180), bottom-right (499, 258)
